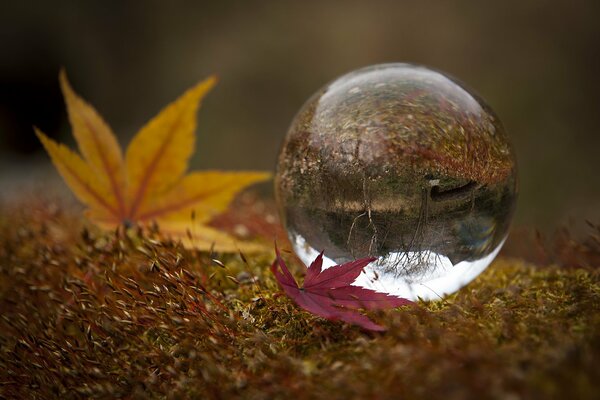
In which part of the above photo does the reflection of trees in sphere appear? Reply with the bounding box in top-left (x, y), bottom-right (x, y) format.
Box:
top-left (275, 64), bottom-right (517, 300)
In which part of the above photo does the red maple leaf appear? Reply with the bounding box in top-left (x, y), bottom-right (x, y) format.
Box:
top-left (271, 248), bottom-right (414, 331)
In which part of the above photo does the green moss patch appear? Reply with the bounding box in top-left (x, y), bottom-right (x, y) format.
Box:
top-left (0, 199), bottom-right (598, 399)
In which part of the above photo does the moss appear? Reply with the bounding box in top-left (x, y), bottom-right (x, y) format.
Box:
top-left (0, 197), bottom-right (598, 399)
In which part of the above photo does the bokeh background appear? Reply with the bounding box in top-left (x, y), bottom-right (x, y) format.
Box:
top-left (1, 1), bottom-right (599, 232)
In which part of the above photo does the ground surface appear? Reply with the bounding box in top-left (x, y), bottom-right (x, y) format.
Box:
top-left (0, 195), bottom-right (599, 399)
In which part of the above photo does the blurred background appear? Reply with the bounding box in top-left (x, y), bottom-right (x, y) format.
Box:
top-left (0, 0), bottom-right (598, 232)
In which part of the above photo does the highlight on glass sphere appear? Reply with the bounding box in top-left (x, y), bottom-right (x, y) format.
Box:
top-left (275, 63), bottom-right (517, 300)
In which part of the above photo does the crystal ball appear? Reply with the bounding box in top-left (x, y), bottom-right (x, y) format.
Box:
top-left (275, 64), bottom-right (517, 300)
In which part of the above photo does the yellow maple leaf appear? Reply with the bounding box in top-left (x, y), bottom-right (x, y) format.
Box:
top-left (36, 71), bottom-right (271, 252)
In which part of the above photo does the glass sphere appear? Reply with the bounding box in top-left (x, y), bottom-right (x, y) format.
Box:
top-left (275, 64), bottom-right (517, 300)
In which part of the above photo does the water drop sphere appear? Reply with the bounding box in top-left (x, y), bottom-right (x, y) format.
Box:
top-left (275, 64), bottom-right (517, 300)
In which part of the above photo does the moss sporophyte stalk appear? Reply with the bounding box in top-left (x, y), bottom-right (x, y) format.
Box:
top-left (275, 64), bottom-right (517, 300)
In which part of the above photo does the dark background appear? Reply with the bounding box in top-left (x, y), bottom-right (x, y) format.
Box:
top-left (1, 0), bottom-right (599, 231)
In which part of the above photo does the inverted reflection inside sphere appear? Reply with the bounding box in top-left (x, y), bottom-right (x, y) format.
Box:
top-left (275, 64), bottom-right (517, 300)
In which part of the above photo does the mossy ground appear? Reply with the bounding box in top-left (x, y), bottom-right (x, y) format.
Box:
top-left (0, 196), bottom-right (598, 399)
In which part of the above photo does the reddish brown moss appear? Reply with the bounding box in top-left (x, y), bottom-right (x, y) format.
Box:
top-left (0, 197), bottom-right (598, 399)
